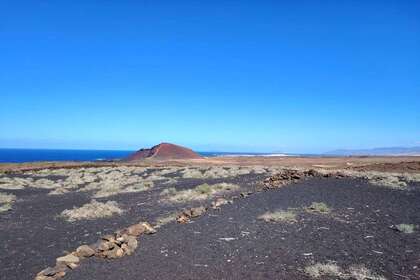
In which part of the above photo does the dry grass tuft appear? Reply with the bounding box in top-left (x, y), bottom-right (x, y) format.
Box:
top-left (306, 202), bottom-right (331, 214)
top-left (60, 200), bottom-right (123, 222)
top-left (258, 210), bottom-right (297, 223)
top-left (304, 262), bottom-right (343, 278)
top-left (368, 175), bottom-right (407, 189)
top-left (91, 181), bottom-right (154, 198)
top-left (305, 263), bottom-right (387, 280)
top-left (348, 265), bottom-right (387, 280)
top-left (321, 169), bottom-right (413, 190)
top-left (155, 212), bottom-right (178, 227)
top-left (395, 223), bottom-right (416, 234)
top-left (180, 166), bottom-right (254, 179)
top-left (160, 183), bottom-right (240, 203)
top-left (0, 192), bottom-right (16, 213)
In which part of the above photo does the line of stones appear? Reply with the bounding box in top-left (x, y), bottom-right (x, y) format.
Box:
top-left (35, 222), bottom-right (156, 280)
top-left (35, 168), bottom-right (336, 280)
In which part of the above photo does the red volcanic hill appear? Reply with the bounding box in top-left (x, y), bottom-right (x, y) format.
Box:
top-left (127, 143), bottom-right (202, 161)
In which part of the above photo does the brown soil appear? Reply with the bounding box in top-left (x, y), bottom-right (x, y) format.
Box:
top-left (127, 143), bottom-right (202, 161)
top-left (1, 156), bottom-right (420, 174)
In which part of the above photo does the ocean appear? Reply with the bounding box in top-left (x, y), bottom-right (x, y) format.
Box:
top-left (0, 149), bottom-right (134, 163)
top-left (0, 149), bottom-right (291, 163)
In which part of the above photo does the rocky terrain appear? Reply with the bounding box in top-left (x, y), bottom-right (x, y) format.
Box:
top-left (0, 157), bottom-right (419, 279)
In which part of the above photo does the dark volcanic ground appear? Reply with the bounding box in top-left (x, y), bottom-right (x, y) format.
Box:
top-left (0, 172), bottom-right (264, 280)
top-left (58, 178), bottom-right (420, 280)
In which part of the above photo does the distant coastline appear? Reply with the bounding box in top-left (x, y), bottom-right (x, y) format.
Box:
top-left (1, 147), bottom-right (419, 163)
top-left (0, 149), bottom-right (295, 163)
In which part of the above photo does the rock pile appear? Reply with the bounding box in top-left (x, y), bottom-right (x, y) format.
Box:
top-left (176, 206), bottom-right (207, 224)
top-left (35, 222), bottom-right (156, 280)
top-left (263, 169), bottom-right (324, 189)
top-left (211, 197), bottom-right (233, 209)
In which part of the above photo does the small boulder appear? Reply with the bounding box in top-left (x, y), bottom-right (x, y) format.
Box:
top-left (56, 254), bottom-right (79, 265)
top-left (126, 223), bottom-right (146, 236)
top-left (212, 198), bottom-right (231, 209)
top-left (102, 246), bottom-right (124, 259)
top-left (102, 234), bottom-right (117, 243)
top-left (124, 236), bottom-right (138, 255)
top-left (141, 222), bottom-right (156, 234)
top-left (39, 267), bottom-right (57, 277)
top-left (97, 240), bottom-right (115, 251)
top-left (176, 213), bottom-right (190, 224)
top-left (190, 206), bottom-right (207, 218)
top-left (125, 222), bottom-right (155, 236)
top-left (76, 245), bottom-right (95, 258)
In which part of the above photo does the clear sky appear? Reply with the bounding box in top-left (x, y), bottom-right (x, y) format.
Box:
top-left (1, 0), bottom-right (419, 153)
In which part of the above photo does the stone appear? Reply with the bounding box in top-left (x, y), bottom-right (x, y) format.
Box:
top-left (125, 236), bottom-right (138, 255)
top-left (66, 262), bottom-right (79, 270)
top-left (212, 198), bottom-right (230, 209)
top-left (240, 192), bottom-right (252, 198)
top-left (116, 233), bottom-right (129, 244)
top-left (190, 206), bottom-right (206, 218)
top-left (102, 234), bottom-right (116, 243)
top-left (126, 223), bottom-right (146, 236)
top-left (56, 254), bottom-right (79, 265)
top-left (35, 275), bottom-right (55, 280)
top-left (102, 246), bottom-right (124, 259)
top-left (76, 245), bottom-right (95, 258)
top-left (141, 222), bottom-right (156, 234)
top-left (176, 213), bottom-right (190, 224)
top-left (98, 240), bottom-right (115, 251)
top-left (39, 267), bottom-right (57, 276)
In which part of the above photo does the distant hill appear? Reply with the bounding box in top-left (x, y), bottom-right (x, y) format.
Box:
top-left (325, 147), bottom-right (420, 156)
top-left (127, 143), bottom-right (202, 161)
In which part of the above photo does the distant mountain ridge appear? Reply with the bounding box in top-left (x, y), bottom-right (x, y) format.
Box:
top-left (325, 146), bottom-right (420, 156)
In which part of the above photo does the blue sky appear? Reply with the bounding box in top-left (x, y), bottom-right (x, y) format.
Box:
top-left (1, 0), bottom-right (419, 153)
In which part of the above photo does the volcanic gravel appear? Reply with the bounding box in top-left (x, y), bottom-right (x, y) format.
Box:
top-left (62, 177), bottom-right (420, 280)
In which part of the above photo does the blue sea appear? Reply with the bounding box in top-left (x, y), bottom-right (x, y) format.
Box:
top-left (0, 149), bottom-right (293, 163)
top-left (0, 149), bottom-right (135, 163)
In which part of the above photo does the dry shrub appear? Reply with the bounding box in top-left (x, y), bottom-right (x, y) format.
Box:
top-left (155, 212), bottom-right (178, 227)
top-left (91, 181), bottom-right (154, 198)
top-left (258, 210), bottom-right (297, 223)
top-left (161, 183), bottom-right (239, 203)
top-left (322, 169), bottom-right (412, 190)
top-left (305, 263), bottom-right (387, 280)
top-left (395, 223), bottom-right (416, 234)
top-left (181, 166), bottom-right (253, 179)
top-left (60, 200), bottom-right (123, 222)
top-left (0, 192), bottom-right (16, 213)
top-left (348, 265), bottom-right (387, 280)
top-left (304, 262), bottom-right (343, 278)
top-left (306, 202), bottom-right (331, 214)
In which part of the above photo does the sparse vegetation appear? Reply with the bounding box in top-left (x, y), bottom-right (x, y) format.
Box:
top-left (160, 183), bottom-right (240, 203)
top-left (155, 212), bottom-right (178, 227)
top-left (60, 200), bottom-right (124, 222)
top-left (304, 262), bottom-right (343, 278)
top-left (0, 192), bottom-right (16, 213)
top-left (316, 169), bottom-right (417, 190)
top-left (91, 181), bottom-right (154, 198)
top-left (305, 263), bottom-right (386, 280)
top-left (368, 175), bottom-right (407, 189)
top-left (395, 223), bottom-right (416, 234)
top-left (258, 210), bottom-right (297, 223)
top-left (306, 202), bottom-right (331, 214)
top-left (348, 265), bottom-right (387, 280)
top-left (180, 166), bottom-right (254, 179)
